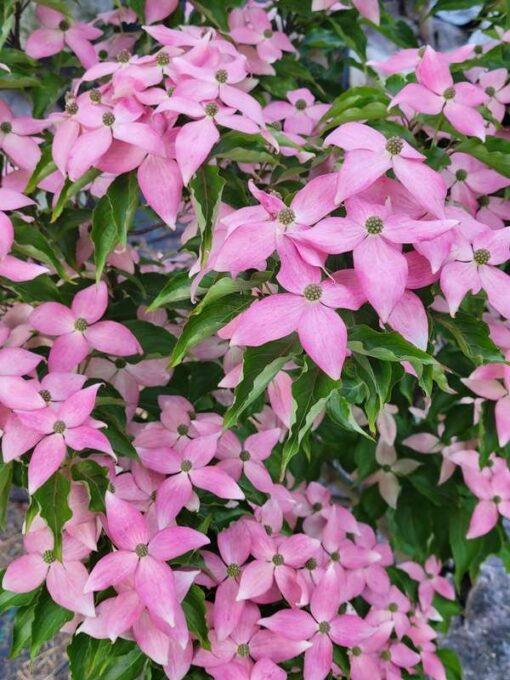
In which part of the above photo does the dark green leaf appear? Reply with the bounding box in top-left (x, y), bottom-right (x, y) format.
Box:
top-left (30, 588), bottom-right (73, 658)
top-left (71, 460), bottom-right (109, 512)
top-left (124, 320), bottom-right (176, 357)
top-left (146, 271), bottom-right (192, 311)
top-left (51, 168), bottom-right (102, 222)
top-left (189, 165), bottom-right (225, 263)
top-left (0, 460), bottom-right (12, 528)
top-left (182, 585), bottom-right (209, 649)
top-left (456, 136), bottom-right (510, 178)
top-left (0, 570), bottom-right (39, 614)
top-left (434, 311), bottom-right (504, 364)
top-left (33, 472), bottom-right (72, 559)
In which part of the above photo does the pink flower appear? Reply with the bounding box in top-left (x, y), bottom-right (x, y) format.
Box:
top-left (264, 89), bottom-right (329, 136)
top-left (325, 122), bottom-right (448, 218)
top-left (12, 384), bottom-right (113, 493)
top-left (368, 44), bottom-right (475, 75)
top-left (216, 428), bottom-right (280, 493)
top-left (462, 461), bottom-right (510, 537)
top-left (29, 281), bottom-right (142, 372)
top-left (463, 364), bottom-right (510, 446)
top-left (0, 346), bottom-right (45, 412)
top-left (3, 519), bottom-right (95, 617)
top-left (25, 6), bottom-right (102, 68)
top-left (365, 438), bottom-right (421, 508)
top-left (224, 242), bottom-right (366, 380)
top-left (390, 46), bottom-right (488, 140)
top-left (0, 102), bottom-right (47, 171)
top-left (399, 556), bottom-right (455, 609)
top-left (85, 492), bottom-right (209, 626)
top-left (228, 6), bottom-right (295, 63)
top-left (477, 68), bottom-right (510, 122)
top-left (259, 567), bottom-right (375, 680)
top-left (313, 0), bottom-right (380, 23)
top-left (138, 434), bottom-right (244, 527)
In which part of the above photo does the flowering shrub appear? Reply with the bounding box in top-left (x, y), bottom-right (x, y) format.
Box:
top-left (0, 0), bottom-right (509, 678)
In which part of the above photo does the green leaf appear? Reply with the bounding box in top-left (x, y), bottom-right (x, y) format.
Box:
top-left (194, 272), bottom-right (272, 316)
top-left (456, 136), bottom-right (510, 178)
top-left (33, 472), bottom-right (72, 560)
top-left (0, 74), bottom-right (39, 89)
top-left (147, 271), bottom-right (192, 311)
top-left (30, 588), bottom-right (73, 658)
top-left (431, 0), bottom-right (483, 13)
top-left (327, 391), bottom-right (373, 440)
top-left (9, 604), bottom-right (35, 658)
top-left (189, 165), bottom-right (225, 263)
top-left (25, 145), bottom-right (57, 194)
top-left (0, 570), bottom-right (39, 614)
top-left (0, 460), bottom-right (12, 528)
top-left (124, 320), bottom-right (176, 357)
top-left (182, 585), bottom-right (209, 649)
top-left (71, 460), bottom-right (109, 512)
top-left (224, 337), bottom-right (301, 429)
top-left (170, 293), bottom-right (252, 367)
top-left (328, 12), bottom-right (367, 59)
top-left (51, 168), bottom-right (102, 222)
top-left (68, 636), bottom-right (145, 680)
top-left (281, 359), bottom-right (339, 475)
top-left (434, 311), bottom-right (504, 364)
top-left (324, 86), bottom-right (388, 128)
top-left (212, 131), bottom-right (276, 164)
top-left (449, 503), bottom-right (486, 588)
top-left (91, 172), bottom-right (139, 280)
top-left (436, 648), bottom-right (463, 680)
top-left (14, 223), bottom-right (67, 280)
top-left (348, 325), bottom-right (437, 371)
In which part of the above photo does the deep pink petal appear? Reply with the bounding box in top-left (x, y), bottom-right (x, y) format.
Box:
top-left (105, 491), bottom-right (149, 550)
top-left (134, 556), bottom-right (178, 627)
top-left (85, 321), bottom-right (142, 356)
top-left (28, 433), bottom-right (67, 494)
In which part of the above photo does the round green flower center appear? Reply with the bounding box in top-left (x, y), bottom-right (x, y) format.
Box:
top-left (330, 550), bottom-right (340, 562)
top-left (117, 50), bottom-right (130, 63)
top-left (59, 20), bottom-right (70, 31)
top-left (493, 495), bottom-right (502, 504)
top-left (239, 450), bottom-right (251, 462)
top-left (227, 563), bottom-right (241, 578)
top-left (65, 102), bottom-right (78, 115)
top-left (0, 121), bottom-right (12, 134)
top-left (318, 621), bottom-right (331, 634)
top-left (74, 317), bottom-right (88, 332)
top-left (42, 549), bottom-right (56, 564)
top-left (478, 194), bottom-right (490, 207)
top-left (39, 389), bottom-right (52, 403)
top-left (305, 557), bottom-right (317, 571)
top-left (89, 89), bottom-right (102, 103)
top-left (388, 602), bottom-right (398, 613)
top-left (277, 207), bottom-right (295, 226)
top-left (352, 646), bottom-right (362, 657)
top-left (157, 52), bottom-right (170, 67)
top-left (263, 29), bottom-right (274, 39)
top-left (177, 424), bottom-right (189, 436)
top-left (295, 99), bottom-right (307, 111)
top-left (237, 643), bottom-right (250, 658)
top-left (443, 86), bottom-right (456, 100)
top-left (181, 459), bottom-right (192, 472)
top-left (474, 44), bottom-right (483, 55)
top-left (98, 49), bottom-right (108, 60)
top-left (268, 121), bottom-right (282, 131)
top-left (53, 420), bottom-right (66, 434)
top-left (382, 464), bottom-right (392, 472)
top-left (103, 112), bottom-right (115, 127)
top-left (455, 169), bottom-right (467, 182)
top-left (189, 410), bottom-right (196, 420)
top-left (485, 86), bottom-right (496, 97)
top-left (365, 215), bottom-right (383, 235)
top-left (381, 650), bottom-right (391, 662)
top-left (135, 543), bottom-right (148, 557)
top-left (205, 102), bottom-right (219, 118)
top-left (473, 248), bottom-right (490, 265)
top-left (312, 502), bottom-right (323, 512)
top-left (215, 69), bottom-right (228, 84)
top-left (115, 358), bottom-right (126, 369)
top-left (272, 553), bottom-right (284, 566)
top-left (304, 284), bottom-right (322, 302)
top-left (385, 136), bottom-right (403, 155)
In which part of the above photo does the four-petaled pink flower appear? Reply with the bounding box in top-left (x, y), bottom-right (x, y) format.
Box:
top-left (399, 556), bottom-right (455, 610)
top-left (216, 428), bottom-right (280, 493)
top-left (462, 459), bottom-right (510, 538)
top-left (30, 281), bottom-right (142, 372)
top-left (462, 364), bottom-right (510, 446)
top-left (264, 88), bottom-right (329, 136)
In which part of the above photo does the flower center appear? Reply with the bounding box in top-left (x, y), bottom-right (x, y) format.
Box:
top-left (473, 248), bottom-right (490, 265)
top-left (277, 207), bottom-right (295, 226)
top-left (53, 420), bottom-right (66, 434)
top-left (365, 215), bottom-right (383, 235)
top-left (215, 69), bottom-right (228, 84)
top-left (382, 464), bottom-right (392, 472)
top-left (65, 102), bottom-right (78, 115)
top-left (227, 563), bottom-right (241, 578)
top-left (385, 136), bottom-right (403, 155)
top-left (381, 650), bottom-right (391, 662)
top-left (181, 459), bottom-right (192, 472)
top-left (239, 450), bottom-right (251, 462)
top-left (330, 550), bottom-right (340, 562)
top-left (89, 89), bottom-right (102, 103)
top-left (443, 86), bottom-right (456, 100)
top-left (74, 317), bottom-right (88, 332)
top-left (304, 284), bottom-right (322, 302)
top-left (98, 49), bottom-right (108, 60)
top-left (295, 99), bottom-right (307, 111)
top-left (305, 557), bottom-right (317, 571)
top-left (272, 553), bottom-right (284, 566)
top-left (59, 20), bottom-right (70, 31)
top-left (117, 49), bottom-right (130, 63)
top-left (177, 424), bottom-right (189, 436)
top-left (318, 621), bottom-right (331, 634)
top-left (39, 389), bottom-right (52, 403)
top-left (115, 358), bottom-right (126, 369)
top-left (455, 169), bottom-right (467, 182)
top-left (205, 102), bottom-right (219, 118)
top-left (474, 44), bottom-right (483, 54)
top-left (493, 495), bottom-right (502, 504)
top-left (268, 121), bottom-right (283, 131)
top-left (42, 549), bottom-right (56, 564)
top-left (388, 602), bottom-right (398, 612)
top-left (485, 86), bottom-right (496, 97)
top-left (135, 543), bottom-right (148, 557)
top-left (103, 112), bottom-right (115, 127)
top-left (312, 502), bottom-right (322, 512)
top-left (151, 490), bottom-right (157, 501)
top-left (157, 52), bottom-right (170, 66)
top-left (237, 643), bottom-right (250, 657)
top-left (478, 195), bottom-right (489, 207)
top-left (0, 121), bottom-right (12, 134)
top-left (352, 646), bottom-right (362, 657)
top-left (263, 29), bottom-right (274, 39)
